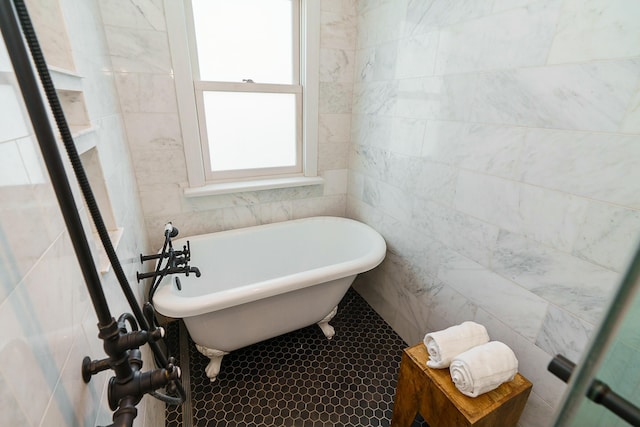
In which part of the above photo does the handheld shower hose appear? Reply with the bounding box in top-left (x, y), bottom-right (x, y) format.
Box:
top-left (0, 0), bottom-right (186, 423)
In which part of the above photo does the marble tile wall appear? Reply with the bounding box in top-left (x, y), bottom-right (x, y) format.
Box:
top-left (0, 0), bottom-right (157, 425)
top-left (101, 0), bottom-right (357, 249)
top-left (347, 1), bottom-right (640, 426)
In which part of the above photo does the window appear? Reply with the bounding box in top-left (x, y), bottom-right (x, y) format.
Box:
top-left (166, 0), bottom-right (320, 193)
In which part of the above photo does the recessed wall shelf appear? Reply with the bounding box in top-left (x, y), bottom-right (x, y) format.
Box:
top-left (49, 66), bottom-right (83, 91)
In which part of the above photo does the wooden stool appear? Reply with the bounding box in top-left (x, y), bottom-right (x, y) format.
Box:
top-left (391, 343), bottom-right (532, 427)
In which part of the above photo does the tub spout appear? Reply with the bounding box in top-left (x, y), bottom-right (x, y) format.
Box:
top-left (188, 266), bottom-right (201, 277)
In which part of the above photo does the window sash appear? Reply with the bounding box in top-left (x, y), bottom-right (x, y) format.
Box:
top-left (186, 0), bottom-right (303, 182)
top-left (194, 82), bottom-right (303, 181)
top-left (186, 0), bottom-right (300, 86)
top-left (164, 0), bottom-right (319, 190)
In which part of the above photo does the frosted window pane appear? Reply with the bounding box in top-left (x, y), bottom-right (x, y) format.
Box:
top-left (203, 91), bottom-right (297, 171)
top-left (191, 0), bottom-right (294, 84)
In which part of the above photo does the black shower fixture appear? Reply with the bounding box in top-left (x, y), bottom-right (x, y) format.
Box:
top-left (0, 1), bottom-right (187, 425)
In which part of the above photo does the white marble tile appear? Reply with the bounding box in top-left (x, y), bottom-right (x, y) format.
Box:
top-left (454, 123), bottom-right (526, 179)
top-left (114, 73), bottom-right (178, 113)
top-left (518, 129), bottom-right (640, 208)
top-left (474, 307), bottom-right (569, 412)
top-left (352, 81), bottom-right (398, 116)
top-left (319, 141), bottom-right (349, 171)
top-left (0, 141), bottom-right (31, 186)
top-left (357, 0), bottom-right (396, 16)
top-left (320, 11), bottom-right (357, 50)
top-left (470, 60), bottom-right (640, 132)
top-left (322, 0), bottom-right (357, 15)
top-left (437, 250), bottom-right (548, 340)
top-left (319, 48), bottom-right (356, 83)
top-left (455, 171), bottom-right (589, 252)
top-left (412, 160), bottom-right (458, 206)
top-left (291, 194), bottom-right (346, 218)
top-left (131, 147), bottom-right (188, 188)
top-left (0, 84), bottom-right (30, 143)
top-left (517, 185), bottom-right (589, 253)
top-left (319, 82), bottom-right (353, 114)
top-left (123, 112), bottom-right (184, 151)
top-left (350, 113), bottom-right (393, 149)
top-left (435, 0), bottom-right (561, 75)
top-left (41, 327), bottom-right (104, 427)
top-left (536, 304), bottom-right (594, 363)
top-left (403, 0), bottom-right (494, 35)
top-left (16, 136), bottom-right (46, 184)
top-left (222, 205), bottom-right (260, 231)
top-left (27, 0), bottom-right (76, 71)
top-left (396, 74), bottom-right (476, 121)
top-left (258, 201), bottom-right (293, 225)
top-left (104, 25), bottom-right (172, 73)
top-left (357, 1), bottom-right (406, 48)
top-left (572, 202), bottom-right (640, 273)
top-left (387, 117), bottom-right (426, 156)
top-left (321, 169), bottom-right (348, 195)
top-left (395, 31), bottom-right (439, 79)
top-left (425, 280), bottom-right (478, 333)
top-left (319, 113), bottom-right (352, 144)
top-left (99, 0), bottom-right (166, 31)
top-left (621, 85), bottom-right (640, 134)
top-left (518, 392), bottom-right (559, 427)
top-left (547, 0), bottom-right (640, 64)
top-left (145, 211), bottom-right (225, 248)
top-left (0, 186), bottom-right (65, 304)
top-left (398, 272), bottom-right (440, 335)
top-left (491, 230), bottom-right (621, 324)
top-left (363, 179), bottom-right (413, 223)
top-left (0, 374), bottom-right (30, 425)
top-left (0, 271), bottom-right (71, 426)
top-left (510, 335), bottom-right (567, 407)
top-left (354, 43), bottom-right (398, 82)
top-left (138, 184), bottom-right (184, 217)
top-left (346, 171), bottom-right (365, 200)
top-left (354, 46), bottom-right (376, 82)
top-left (492, 0), bottom-right (542, 13)
top-left (412, 198), bottom-right (500, 267)
top-left (420, 120), bottom-right (466, 165)
top-left (381, 153), bottom-right (419, 194)
top-left (352, 276), bottom-right (399, 329)
top-left (454, 171), bottom-right (521, 231)
top-left (377, 213), bottom-right (433, 262)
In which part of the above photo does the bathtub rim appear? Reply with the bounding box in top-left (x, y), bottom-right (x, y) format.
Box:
top-left (152, 216), bottom-right (386, 318)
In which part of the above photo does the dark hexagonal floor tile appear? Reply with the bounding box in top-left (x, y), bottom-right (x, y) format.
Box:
top-left (165, 287), bottom-right (429, 426)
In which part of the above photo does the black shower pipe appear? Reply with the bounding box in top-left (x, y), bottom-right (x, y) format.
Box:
top-left (7, 0), bottom-right (166, 361)
top-left (7, 0), bottom-right (184, 400)
top-left (0, 0), bottom-right (113, 326)
top-left (0, 0), bottom-right (184, 420)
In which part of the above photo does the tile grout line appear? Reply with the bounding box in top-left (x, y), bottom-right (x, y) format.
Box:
top-left (179, 320), bottom-right (193, 427)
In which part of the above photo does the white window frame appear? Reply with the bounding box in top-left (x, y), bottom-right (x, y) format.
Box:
top-left (165, 0), bottom-right (321, 196)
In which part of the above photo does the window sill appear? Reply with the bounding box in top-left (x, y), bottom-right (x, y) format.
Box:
top-left (184, 176), bottom-right (324, 197)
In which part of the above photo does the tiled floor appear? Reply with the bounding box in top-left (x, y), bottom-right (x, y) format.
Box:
top-left (165, 288), bottom-right (428, 426)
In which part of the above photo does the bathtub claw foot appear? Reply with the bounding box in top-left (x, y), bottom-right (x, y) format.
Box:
top-left (317, 306), bottom-right (338, 340)
top-left (195, 344), bottom-right (229, 382)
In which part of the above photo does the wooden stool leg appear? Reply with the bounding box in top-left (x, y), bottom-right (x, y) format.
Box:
top-left (391, 351), bottom-right (420, 426)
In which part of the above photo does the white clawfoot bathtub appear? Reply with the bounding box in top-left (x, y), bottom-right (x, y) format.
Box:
top-left (152, 216), bottom-right (386, 381)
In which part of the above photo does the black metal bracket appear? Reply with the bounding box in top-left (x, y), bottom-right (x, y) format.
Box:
top-left (548, 354), bottom-right (640, 426)
top-left (137, 227), bottom-right (201, 303)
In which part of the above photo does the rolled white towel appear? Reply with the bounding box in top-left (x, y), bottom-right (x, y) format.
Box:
top-left (423, 321), bottom-right (490, 369)
top-left (449, 341), bottom-right (518, 398)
